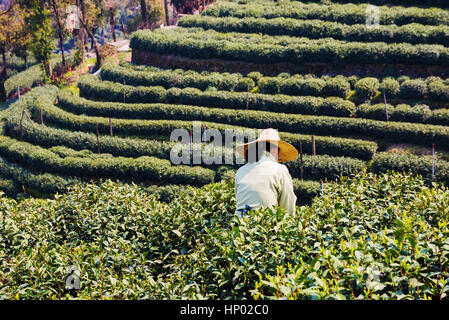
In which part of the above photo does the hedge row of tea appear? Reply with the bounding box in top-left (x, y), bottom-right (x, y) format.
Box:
top-left (205, 1), bottom-right (449, 26)
top-left (1, 171), bottom-right (449, 299)
top-left (179, 15), bottom-right (449, 46)
top-left (292, 0), bottom-right (449, 9)
top-left (130, 28), bottom-right (449, 66)
top-left (76, 77), bottom-right (449, 149)
top-left (22, 92), bottom-right (378, 160)
top-left (0, 87), bottom-right (335, 198)
top-left (107, 62), bottom-right (449, 105)
top-left (101, 63), bottom-right (449, 124)
top-left (9, 85), bottom-right (449, 191)
top-left (80, 75), bottom-right (356, 118)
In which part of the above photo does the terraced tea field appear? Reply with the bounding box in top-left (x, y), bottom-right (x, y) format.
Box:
top-left (2, 0), bottom-right (449, 202)
top-left (3, 0), bottom-right (449, 301)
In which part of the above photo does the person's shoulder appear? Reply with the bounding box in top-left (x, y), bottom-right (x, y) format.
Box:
top-left (272, 161), bottom-right (288, 171)
top-left (273, 162), bottom-right (292, 177)
top-left (235, 163), bottom-right (250, 176)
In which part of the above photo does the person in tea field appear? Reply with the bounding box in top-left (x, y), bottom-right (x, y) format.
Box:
top-left (235, 128), bottom-right (298, 217)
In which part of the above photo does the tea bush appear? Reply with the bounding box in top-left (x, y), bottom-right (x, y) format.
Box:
top-left (203, 1), bottom-right (449, 26)
top-left (4, 64), bottom-right (43, 98)
top-left (179, 15), bottom-right (449, 46)
top-left (428, 81), bottom-right (449, 102)
top-left (130, 28), bottom-right (449, 66)
top-left (372, 152), bottom-right (449, 185)
top-left (79, 76), bottom-right (356, 117)
top-left (101, 63), bottom-right (255, 92)
top-left (0, 155), bottom-right (82, 195)
top-left (111, 63), bottom-right (449, 103)
top-left (5, 105), bottom-right (376, 161)
top-left (354, 78), bottom-right (379, 101)
top-left (399, 80), bottom-right (428, 100)
top-left (1, 171), bottom-right (449, 299)
top-left (252, 170), bottom-right (449, 299)
top-left (0, 178), bottom-right (20, 197)
top-left (39, 90), bottom-right (377, 160)
top-left (379, 78), bottom-right (400, 98)
top-left (298, 0), bottom-right (449, 9)
top-left (354, 103), bottom-right (449, 125)
top-left (0, 135), bottom-right (215, 187)
top-left (73, 79), bottom-right (449, 149)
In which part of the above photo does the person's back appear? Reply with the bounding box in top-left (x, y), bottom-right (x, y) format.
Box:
top-left (235, 152), bottom-right (297, 215)
top-left (234, 128), bottom-right (298, 216)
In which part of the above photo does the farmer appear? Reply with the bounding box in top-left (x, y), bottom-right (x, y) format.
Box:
top-left (235, 128), bottom-right (298, 217)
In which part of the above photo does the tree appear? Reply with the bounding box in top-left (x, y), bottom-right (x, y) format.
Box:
top-left (0, 1), bottom-right (28, 101)
top-left (0, 0), bottom-right (16, 15)
top-left (28, 0), bottom-right (56, 80)
top-left (79, 13), bottom-right (103, 72)
top-left (140, 0), bottom-right (148, 28)
top-left (104, 0), bottom-right (120, 42)
top-left (50, 0), bottom-right (67, 66)
top-left (163, 0), bottom-right (169, 25)
top-left (171, 0), bottom-right (201, 14)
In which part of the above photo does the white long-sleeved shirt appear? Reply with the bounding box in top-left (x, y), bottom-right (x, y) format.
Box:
top-left (234, 152), bottom-right (297, 215)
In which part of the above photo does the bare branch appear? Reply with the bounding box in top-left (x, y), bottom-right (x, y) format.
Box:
top-left (0, 0), bottom-right (16, 16)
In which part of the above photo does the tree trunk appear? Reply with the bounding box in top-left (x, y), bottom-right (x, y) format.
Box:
top-left (1, 51), bottom-right (6, 80)
top-left (109, 8), bottom-right (116, 42)
top-left (80, 17), bottom-right (103, 72)
top-left (51, 0), bottom-right (66, 66)
top-left (79, 0), bottom-right (88, 54)
top-left (172, 2), bottom-right (177, 23)
top-left (24, 52), bottom-right (28, 69)
top-left (0, 79), bottom-right (6, 102)
top-left (164, 0), bottom-right (169, 25)
top-left (100, 27), bottom-right (105, 46)
top-left (121, 20), bottom-right (127, 37)
top-left (140, 0), bottom-right (148, 28)
top-left (90, 27), bottom-right (96, 50)
top-left (0, 51), bottom-right (6, 101)
top-left (43, 60), bottom-right (52, 79)
top-left (76, 0), bottom-right (85, 60)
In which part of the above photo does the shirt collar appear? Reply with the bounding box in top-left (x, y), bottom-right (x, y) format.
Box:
top-left (258, 151), bottom-right (277, 163)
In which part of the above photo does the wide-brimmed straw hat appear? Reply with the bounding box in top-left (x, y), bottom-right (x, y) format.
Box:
top-left (236, 128), bottom-right (298, 163)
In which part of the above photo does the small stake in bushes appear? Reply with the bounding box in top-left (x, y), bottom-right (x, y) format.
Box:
top-left (189, 130), bottom-right (193, 167)
top-left (109, 117), bottom-right (113, 137)
top-left (17, 87), bottom-right (20, 100)
top-left (23, 110), bottom-right (33, 124)
top-left (20, 109), bottom-right (36, 138)
top-left (246, 84), bottom-right (250, 110)
top-left (432, 143), bottom-right (435, 183)
top-left (320, 179), bottom-right (324, 196)
top-left (123, 80), bottom-right (126, 103)
top-left (384, 92), bottom-right (389, 121)
top-left (96, 123), bottom-right (101, 154)
top-left (299, 142), bottom-right (304, 180)
top-left (20, 111), bottom-right (24, 138)
top-left (40, 109), bottom-right (44, 125)
top-left (312, 135), bottom-right (316, 156)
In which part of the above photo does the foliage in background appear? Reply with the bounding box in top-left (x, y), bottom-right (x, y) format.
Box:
top-left (28, 0), bottom-right (56, 81)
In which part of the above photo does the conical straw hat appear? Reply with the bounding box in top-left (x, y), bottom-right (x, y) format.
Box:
top-left (236, 128), bottom-right (299, 163)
